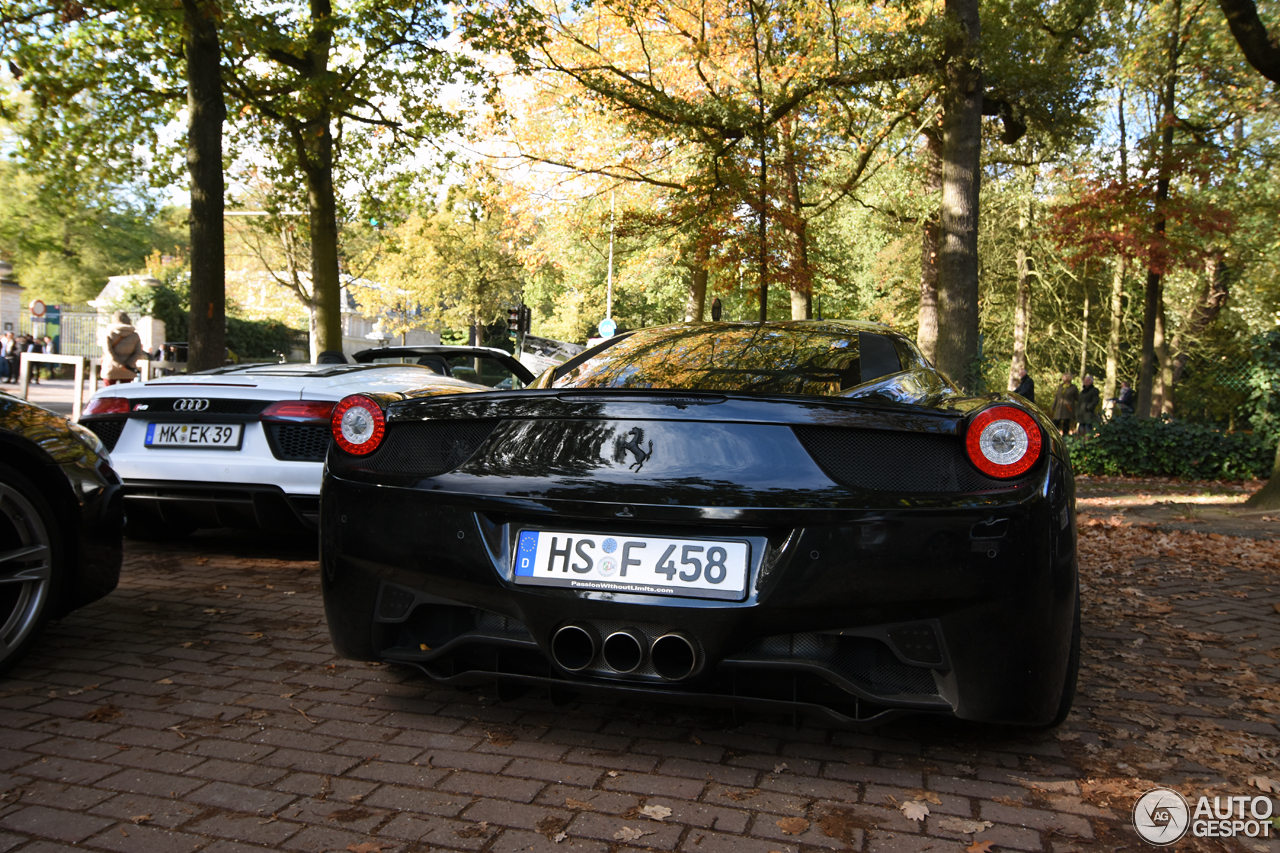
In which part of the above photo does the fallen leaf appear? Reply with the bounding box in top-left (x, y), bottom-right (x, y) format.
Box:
top-left (639, 804), bottom-right (672, 821)
top-left (155, 678), bottom-right (173, 685)
top-left (455, 821), bottom-right (490, 839)
top-left (900, 800), bottom-right (930, 821)
top-left (919, 791), bottom-right (941, 805)
top-left (776, 817), bottom-right (809, 834)
top-left (565, 798), bottom-right (595, 811)
top-left (83, 704), bottom-right (123, 723)
top-left (1248, 776), bottom-right (1276, 794)
top-left (1215, 746), bottom-right (1243, 756)
top-left (327, 807), bottom-right (373, 823)
top-left (607, 770), bottom-right (619, 777)
top-left (486, 730), bottom-right (516, 747)
top-left (773, 763), bottom-right (788, 774)
top-left (554, 831), bottom-right (567, 842)
top-left (614, 826), bottom-right (652, 842)
top-left (967, 840), bottom-right (995, 853)
top-left (129, 814), bottom-right (152, 825)
top-left (243, 632), bottom-right (264, 639)
top-left (347, 843), bottom-right (391, 853)
top-left (1273, 603), bottom-right (1280, 614)
top-left (536, 815), bottom-right (570, 840)
top-left (938, 817), bottom-right (993, 834)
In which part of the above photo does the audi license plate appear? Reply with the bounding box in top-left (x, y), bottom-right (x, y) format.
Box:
top-left (513, 531), bottom-right (749, 601)
top-left (145, 422), bottom-right (243, 450)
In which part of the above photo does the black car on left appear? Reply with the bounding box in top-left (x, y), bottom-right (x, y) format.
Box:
top-left (0, 391), bottom-right (124, 674)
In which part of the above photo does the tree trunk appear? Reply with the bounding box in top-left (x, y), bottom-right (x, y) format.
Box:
top-left (182, 0), bottom-right (226, 373)
top-left (1218, 0), bottom-right (1280, 84)
top-left (781, 119), bottom-right (813, 320)
top-left (917, 130), bottom-right (943, 363)
top-left (1104, 258), bottom-right (1126, 401)
top-left (1137, 0), bottom-right (1180, 418)
top-left (1007, 195), bottom-right (1032, 391)
top-left (299, 116), bottom-right (343, 357)
top-left (685, 263), bottom-right (708, 323)
top-left (1079, 286), bottom-right (1090, 380)
top-left (1244, 443), bottom-right (1280, 509)
top-left (1151, 293), bottom-right (1170, 416)
top-left (1170, 254), bottom-right (1231, 384)
top-left (934, 0), bottom-right (983, 390)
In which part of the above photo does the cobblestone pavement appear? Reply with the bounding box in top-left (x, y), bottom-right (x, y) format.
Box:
top-left (1, 483), bottom-right (1276, 853)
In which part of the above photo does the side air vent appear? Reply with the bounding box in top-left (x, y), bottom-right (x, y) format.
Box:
top-left (266, 424), bottom-right (331, 462)
top-left (743, 633), bottom-right (938, 697)
top-left (84, 419), bottom-right (125, 451)
top-left (363, 419), bottom-right (500, 477)
top-left (793, 426), bottom-right (1027, 493)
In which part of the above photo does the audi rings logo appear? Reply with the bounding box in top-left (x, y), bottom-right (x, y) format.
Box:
top-left (172, 398), bottom-right (210, 412)
top-left (1133, 788), bottom-right (1190, 845)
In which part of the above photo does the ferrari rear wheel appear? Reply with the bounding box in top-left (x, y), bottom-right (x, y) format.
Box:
top-left (123, 504), bottom-right (196, 541)
top-left (0, 464), bottom-right (60, 676)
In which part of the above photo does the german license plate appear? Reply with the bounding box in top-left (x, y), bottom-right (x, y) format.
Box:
top-left (513, 531), bottom-right (749, 600)
top-left (145, 422), bottom-right (243, 450)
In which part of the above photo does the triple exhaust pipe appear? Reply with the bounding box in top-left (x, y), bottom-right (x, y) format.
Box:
top-left (551, 623), bottom-right (698, 681)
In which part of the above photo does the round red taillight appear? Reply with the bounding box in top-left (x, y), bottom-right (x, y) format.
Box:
top-left (330, 395), bottom-right (386, 456)
top-left (965, 405), bottom-right (1043, 478)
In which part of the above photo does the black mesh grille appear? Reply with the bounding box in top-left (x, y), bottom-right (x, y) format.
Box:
top-left (84, 419), bottom-right (125, 451)
top-left (267, 424), bottom-right (330, 462)
top-left (793, 426), bottom-right (1023, 493)
top-left (745, 633), bottom-right (937, 696)
top-left (137, 398), bottom-right (271, 415)
top-left (364, 419), bottom-right (499, 476)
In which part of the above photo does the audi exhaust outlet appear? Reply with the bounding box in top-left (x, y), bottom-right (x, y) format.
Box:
top-left (650, 632), bottom-right (698, 680)
top-left (551, 624), bottom-right (599, 672)
top-left (602, 628), bottom-right (647, 673)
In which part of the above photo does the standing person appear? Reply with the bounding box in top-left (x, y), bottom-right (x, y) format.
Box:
top-left (99, 311), bottom-right (150, 386)
top-left (1051, 373), bottom-right (1078, 436)
top-left (22, 335), bottom-right (42, 384)
top-left (0, 332), bottom-right (13, 383)
top-left (1077, 375), bottom-right (1100, 434)
top-left (1116, 381), bottom-right (1136, 416)
top-left (1013, 369), bottom-right (1035, 403)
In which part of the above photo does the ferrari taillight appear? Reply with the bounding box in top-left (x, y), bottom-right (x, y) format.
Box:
top-left (331, 395), bottom-right (386, 455)
top-left (262, 400), bottom-right (336, 422)
top-left (965, 405), bottom-right (1042, 478)
top-left (82, 397), bottom-right (130, 416)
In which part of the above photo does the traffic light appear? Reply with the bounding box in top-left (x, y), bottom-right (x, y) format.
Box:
top-left (508, 306), bottom-right (520, 329)
top-left (520, 305), bottom-right (532, 333)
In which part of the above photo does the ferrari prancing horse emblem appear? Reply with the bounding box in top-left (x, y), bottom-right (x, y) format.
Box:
top-left (618, 427), bottom-right (653, 472)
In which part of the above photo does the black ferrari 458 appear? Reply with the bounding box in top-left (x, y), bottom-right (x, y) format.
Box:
top-left (1, 392), bottom-right (124, 675)
top-left (320, 321), bottom-right (1079, 726)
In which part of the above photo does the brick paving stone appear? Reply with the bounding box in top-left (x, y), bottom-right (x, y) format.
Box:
top-left (377, 812), bottom-right (495, 850)
top-left (603, 770), bottom-right (706, 799)
top-left (189, 811), bottom-right (305, 847)
top-left (0, 805), bottom-right (114, 842)
top-left (487, 828), bottom-right (611, 853)
top-left (95, 767), bottom-right (208, 798)
top-left (85, 823), bottom-right (207, 853)
top-left (186, 779), bottom-right (297, 815)
top-left (752, 811), bottom-right (849, 850)
top-left (567, 811), bottom-right (685, 849)
top-left (678, 829), bottom-right (802, 853)
top-left (278, 823), bottom-right (374, 852)
top-left (441, 770), bottom-right (545, 803)
top-left (534, 785), bottom-right (641, 815)
top-left (505, 757), bottom-right (604, 787)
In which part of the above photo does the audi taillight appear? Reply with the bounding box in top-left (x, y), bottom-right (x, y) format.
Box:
top-left (965, 405), bottom-right (1043, 478)
top-left (262, 400), bottom-right (337, 423)
top-left (82, 397), bottom-right (130, 416)
top-left (331, 395), bottom-right (386, 455)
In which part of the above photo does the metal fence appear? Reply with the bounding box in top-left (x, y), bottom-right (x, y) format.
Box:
top-left (19, 306), bottom-right (101, 358)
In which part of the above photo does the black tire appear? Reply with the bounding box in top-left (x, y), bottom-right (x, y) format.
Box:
top-left (1046, 589), bottom-right (1081, 727)
top-left (123, 504), bottom-right (196, 541)
top-left (0, 463), bottom-right (62, 677)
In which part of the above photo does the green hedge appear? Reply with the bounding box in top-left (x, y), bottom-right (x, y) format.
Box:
top-left (1065, 417), bottom-right (1275, 480)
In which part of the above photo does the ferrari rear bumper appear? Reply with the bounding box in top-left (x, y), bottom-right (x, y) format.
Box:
top-left (321, 454), bottom-right (1078, 726)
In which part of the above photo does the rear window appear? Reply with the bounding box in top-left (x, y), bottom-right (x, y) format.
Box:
top-left (550, 324), bottom-right (904, 396)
